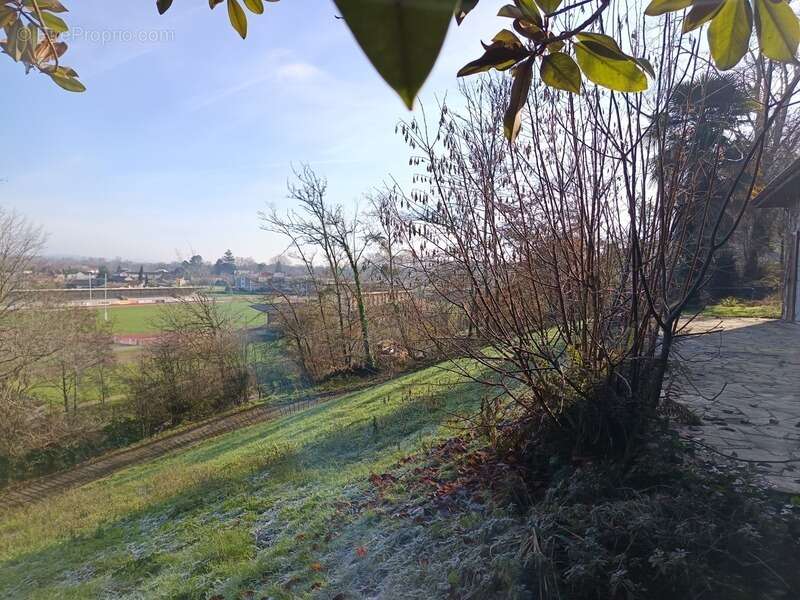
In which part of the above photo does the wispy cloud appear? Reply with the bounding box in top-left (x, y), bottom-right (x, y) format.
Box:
top-left (186, 50), bottom-right (327, 112)
top-left (275, 62), bottom-right (321, 82)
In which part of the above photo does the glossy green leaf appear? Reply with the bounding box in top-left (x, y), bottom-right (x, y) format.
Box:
top-left (227, 0), bottom-right (247, 38)
top-left (514, 0), bottom-right (543, 26)
top-left (708, 0), bottom-right (752, 70)
top-left (41, 12), bottom-right (68, 33)
top-left (25, 0), bottom-right (68, 12)
top-left (244, 0), bottom-right (264, 14)
top-left (644, 0), bottom-right (692, 16)
top-left (754, 0), bottom-right (800, 62)
top-left (574, 40), bottom-right (648, 92)
top-left (156, 0), bottom-right (174, 14)
top-left (534, 0), bottom-right (563, 15)
top-left (455, 0), bottom-right (479, 24)
top-left (504, 59), bottom-right (533, 141)
top-left (333, 0), bottom-right (456, 108)
top-left (24, 23), bottom-right (38, 60)
top-left (575, 32), bottom-right (628, 56)
top-left (209, 0), bottom-right (225, 7)
top-left (498, 4), bottom-right (525, 18)
top-left (540, 52), bottom-right (581, 93)
top-left (6, 20), bottom-right (25, 62)
top-left (492, 28), bottom-right (524, 47)
top-left (49, 70), bottom-right (85, 92)
top-left (514, 18), bottom-right (547, 41)
top-left (682, 0), bottom-right (725, 32)
top-left (458, 35), bottom-right (528, 76)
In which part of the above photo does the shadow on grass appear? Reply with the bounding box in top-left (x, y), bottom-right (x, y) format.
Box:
top-left (0, 373), bottom-right (485, 595)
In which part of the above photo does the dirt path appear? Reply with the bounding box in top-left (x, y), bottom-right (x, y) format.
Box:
top-left (0, 389), bottom-right (357, 510)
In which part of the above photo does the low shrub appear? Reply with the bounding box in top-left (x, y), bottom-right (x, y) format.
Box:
top-left (519, 435), bottom-right (799, 599)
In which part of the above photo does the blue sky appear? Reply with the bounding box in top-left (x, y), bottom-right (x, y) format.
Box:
top-left (0, 0), bottom-right (500, 263)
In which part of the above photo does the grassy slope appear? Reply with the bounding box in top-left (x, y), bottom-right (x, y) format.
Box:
top-left (0, 365), bottom-right (484, 599)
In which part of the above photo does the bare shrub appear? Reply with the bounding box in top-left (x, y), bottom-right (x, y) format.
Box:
top-left (126, 294), bottom-right (252, 435)
top-left (384, 7), bottom-right (799, 456)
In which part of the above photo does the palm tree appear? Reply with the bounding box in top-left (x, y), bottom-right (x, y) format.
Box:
top-left (655, 73), bottom-right (755, 299)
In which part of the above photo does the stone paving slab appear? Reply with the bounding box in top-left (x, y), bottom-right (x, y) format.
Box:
top-left (671, 318), bottom-right (800, 494)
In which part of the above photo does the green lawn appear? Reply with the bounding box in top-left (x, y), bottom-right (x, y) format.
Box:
top-left (701, 301), bottom-right (782, 319)
top-left (0, 364), bottom-right (484, 599)
top-left (98, 299), bottom-right (264, 335)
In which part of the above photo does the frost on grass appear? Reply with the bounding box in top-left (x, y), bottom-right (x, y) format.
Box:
top-left (317, 432), bottom-right (800, 600)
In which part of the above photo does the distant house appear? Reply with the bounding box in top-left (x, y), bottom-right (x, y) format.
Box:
top-left (64, 271), bottom-right (96, 289)
top-left (753, 158), bottom-right (800, 323)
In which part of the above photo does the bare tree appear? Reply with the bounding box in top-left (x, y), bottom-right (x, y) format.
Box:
top-left (0, 208), bottom-right (46, 381)
top-left (261, 165), bottom-right (377, 373)
top-left (261, 165), bottom-right (352, 368)
top-left (127, 293), bottom-right (251, 435)
top-left (330, 204), bottom-right (375, 370)
top-left (367, 188), bottom-right (412, 355)
top-left (260, 213), bottom-right (338, 374)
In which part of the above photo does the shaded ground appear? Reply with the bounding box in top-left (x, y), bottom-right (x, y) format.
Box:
top-left (671, 317), bottom-right (800, 494)
top-left (0, 393), bottom-right (346, 510)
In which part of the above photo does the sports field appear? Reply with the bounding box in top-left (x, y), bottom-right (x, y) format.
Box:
top-left (96, 298), bottom-right (264, 335)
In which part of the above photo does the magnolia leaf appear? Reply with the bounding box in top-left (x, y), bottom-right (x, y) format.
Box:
top-left (34, 39), bottom-right (67, 62)
top-left (458, 37), bottom-right (528, 76)
top-left (156, 0), bottom-right (174, 14)
top-left (6, 20), bottom-right (25, 62)
top-left (24, 23), bottom-right (38, 58)
top-left (492, 28), bottom-right (524, 47)
top-left (209, 0), bottom-right (224, 7)
top-left (41, 12), bottom-right (68, 33)
top-left (644, 0), bottom-right (692, 16)
top-left (682, 0), bottom-right (725, 32)
top-left (514, 18), bottom-right (547, 41)
top-left (575, 32), bottom-right (628, 57)
top-left (540, 52), bottom-right (581, 93)
top-left (534, 0), bottom-right (563, 15)
top-left (504, 58), bottom-right (533, 141)
top-left (244, 0), bottom-right (264, 14)
top-left (49, 70), bottom-right (85, 92)
top-left (574, 40), bottom-right (648, 92)
top-left (334, 0), bottom-right (457, 108)
top-left (498, 4), bottom-right (525, 18)
top-left (27, 0), bottom-right (68, 11)
top-left (754, 0), bottom-right (800, 63)
top-left (708, 0), bottom-right (752, 70)
top-left (0, 6), bottom-right (15, 28)
top-left (455, 0), bottom-right (479, 24)
top-left (227, 0), bottom-right (247, 38)
top-left (515, 0), bottom-right (542, 24)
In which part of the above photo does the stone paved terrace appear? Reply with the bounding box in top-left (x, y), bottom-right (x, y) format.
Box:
top-left (670, 318), bottom-right (800, 494)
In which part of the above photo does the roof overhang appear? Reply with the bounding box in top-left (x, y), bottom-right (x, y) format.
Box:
top-left (752, 157), bottom-right (800, 209)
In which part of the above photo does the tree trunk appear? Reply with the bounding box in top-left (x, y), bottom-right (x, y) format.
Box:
top-left (345, 248), bottom-right (375, 370)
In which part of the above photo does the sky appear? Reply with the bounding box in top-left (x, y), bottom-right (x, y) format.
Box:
top-left (0, 0), bottom-right (501, 263)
